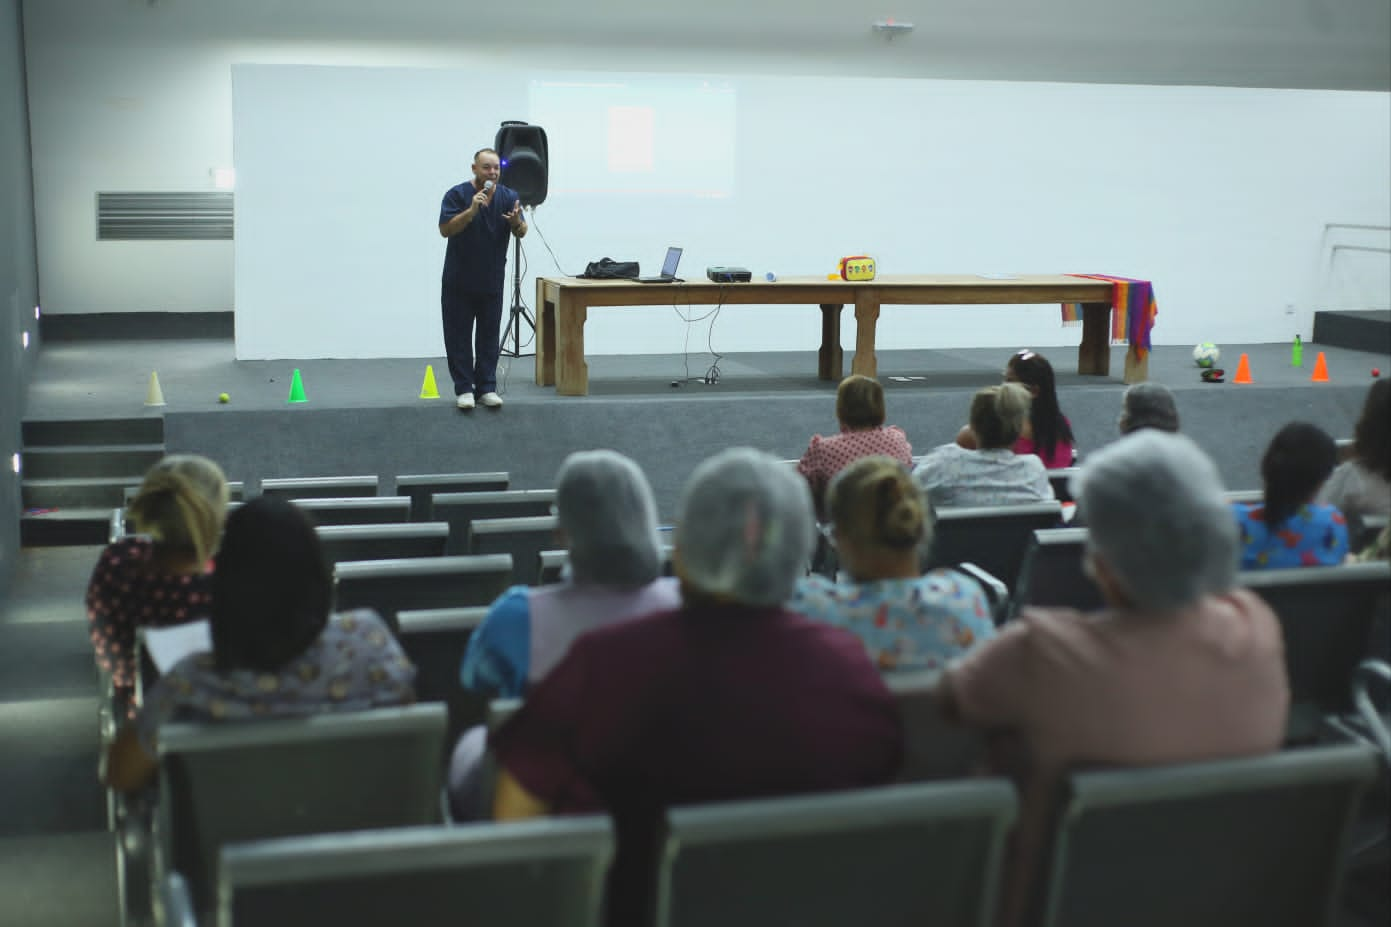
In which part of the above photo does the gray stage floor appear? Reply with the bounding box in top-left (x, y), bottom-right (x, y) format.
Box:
top-left (22, 338), bottom-right (1391, 419)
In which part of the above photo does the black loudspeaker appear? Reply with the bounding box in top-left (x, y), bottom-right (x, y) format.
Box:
top-left (494, 121), bottom-right (549, 207)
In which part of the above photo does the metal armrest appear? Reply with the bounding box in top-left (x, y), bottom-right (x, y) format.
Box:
top-left (1353, 659), bottom-right (1391, 766)
top-left (954, 562), bottom-right (1009, 624)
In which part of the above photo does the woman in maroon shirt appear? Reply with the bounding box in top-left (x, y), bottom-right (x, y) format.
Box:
top-left (86, 454), bottom-right (229, 716)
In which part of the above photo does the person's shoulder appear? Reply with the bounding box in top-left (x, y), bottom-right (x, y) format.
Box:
top-left (103, 535), bottom-right (153, 562)
top-left (331, 608), bottom-right (393, 638)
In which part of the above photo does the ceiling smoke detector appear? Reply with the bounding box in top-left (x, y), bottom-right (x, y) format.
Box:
top-left (872, 19), bottom-right (914, 38)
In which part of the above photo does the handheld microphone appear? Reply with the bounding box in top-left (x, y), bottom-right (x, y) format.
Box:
top-left (483, 180), bottom-right (494, 192)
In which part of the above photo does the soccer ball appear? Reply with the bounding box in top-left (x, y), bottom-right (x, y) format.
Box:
top-left (1192, 342), bottom-right (1221, 368)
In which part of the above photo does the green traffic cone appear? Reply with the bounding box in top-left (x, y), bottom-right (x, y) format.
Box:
top-left (287, 368), bottom-right (308, 403)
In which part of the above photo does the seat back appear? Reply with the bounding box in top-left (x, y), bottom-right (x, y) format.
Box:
top-left (157, 704), bottom-right (447, 917)
top-left (657, 780), bottom-right (1016, 927)
top-left (218, 817), bottom-right (613, 927)
top-left (395, 606), bottom-right (491, 745)
top-left (1008, 528), bottom-right (1101, 622)
top-left (1047, 468), bottom-right (1080, 504)
top-left (469, 515), bottom-right (560, 586)
top-left (1040, 743), bottom-right (1380, 927)
top-left (333, 554), bottom-right (512, 631)
top-left (293, 496), bottom-right (412, 526)
top-left (259, 475), bottom-right (379, 500)
top-left (432, 489), bottom-right (557, 555)
top-left (926, 502), bottom-right (1063, 593)
top-left (538, 549), bottom-right (568, 585)
top-left (316, 522), bottom-right (449, 569)
top-left (884, 669), bottom-right (987, 782)
top-left (1241, 562), bottom-right (1391, 721)
top-left (394, 472), bottom-right (510, 522)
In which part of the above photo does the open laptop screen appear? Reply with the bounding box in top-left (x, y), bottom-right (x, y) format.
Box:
top-left (659, 247), bottom-right (683, 277)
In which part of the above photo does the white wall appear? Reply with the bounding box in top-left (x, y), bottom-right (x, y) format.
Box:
top-left (21, 0), bottom-right (1391, 357)
top-left (231, 63), bottom-right (1391, 357)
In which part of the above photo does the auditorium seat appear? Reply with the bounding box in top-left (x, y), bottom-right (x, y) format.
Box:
top-left (259, 475), bottom-right (380, 499)
top-left (1241, 561), bottom-right (1391, 739)
top-left (152, 704), bottom-right (447, 920)
top-left (468, 514), bottom-right (560, 586)
top-left (1037, 742), bottom-right (1380, 927)
top-left (292, 495), bottom-right (412, 526)
top-left (394, 471), bottom-right (510, 521)
top-left (1047, 467), bottom-right (1080, 504)
top-left (216, 817), bottom-right (613, 927)
top-left (656, 779), bottom-right (1016, 927)
top-left (396, 606), bottom-right (490, 746)
top-left (431, 489), bottom-right (557, 555)
top-left (1008, 528), bottom-right (1100, 623)
top-left (333, 554), bottom-right (512, 631)
top-left (315, 521), bottom-right (449, 569)
top-left (925, 502), bottom-right (1063, 594)
top-left (883, 669), bottom-right (986, 783)
top-left (538, 548), bottom-right (568, 584)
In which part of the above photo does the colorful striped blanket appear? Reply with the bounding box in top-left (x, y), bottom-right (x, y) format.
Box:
top-left (1060, 274), bottom-right (1158, 358)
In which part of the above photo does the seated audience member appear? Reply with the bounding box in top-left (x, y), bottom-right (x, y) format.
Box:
top-left (796, 374), bottom-right (912, 518)
top-left (1318, 378), bottom-right (1390, 523)
top-left (789, 455), bottom-right (994, 671)
top-left (916, 383), bottom-right (1055, 508)
top-left (1117, 381), bottom-right (1180, 435)
top-left (102, 496), bottom-right (416, 793)
top-left (938, 431), bottom-right (1289, 927)
top-left (446, 449), bottom-right (681, 819)
top-left (958, 350), bottom-right (1076, 468)
top-left (489, 448), bottom-right (903, 927)
top-left (87, 455), bottom-right (229, 716)
top-left (1235, 422), bottom-right (1349, 569)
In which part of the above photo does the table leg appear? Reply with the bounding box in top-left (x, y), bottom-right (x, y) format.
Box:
top-left (555, 295), bottom-right (589, 396)
top-left (535, 279), bottom-right (556, 387)
top-left (1077, 302), bottom-right (1112, 376)
top-left (1123, 346), bottom-right (1149, 384)
top-left (850, 292), bottom-right (881, 378)
top-left (818, 304), bottom-right (844, 381)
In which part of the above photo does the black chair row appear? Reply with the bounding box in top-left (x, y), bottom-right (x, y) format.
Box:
top-left (146, 697), bottom-right (1378, 927)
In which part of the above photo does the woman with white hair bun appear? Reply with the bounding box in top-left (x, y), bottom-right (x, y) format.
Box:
top-left (914, 383), bottom-right (1055, 508)
top-left (486, 448), bottom-right (902, 927)
top-left (448, 449), bottom-right (680, 820)
top-left (936, 431), bottom-right (1289, 927)
top-left (459, 449), bottom-right (680, 699)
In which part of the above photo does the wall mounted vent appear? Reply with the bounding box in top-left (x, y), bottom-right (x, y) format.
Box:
top-left (97, 192), bottom-right (234, 241)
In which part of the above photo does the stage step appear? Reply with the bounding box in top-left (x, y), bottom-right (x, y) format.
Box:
top-left (1312, 310), bottom-right (1391, 355)
top-left (19, 418), bottom-right (165, 548)
top-left (21, 444), bottom-right (165, 480)
top-left (19, 507), bottom-right (116, 547)
top-left (22, 477), bottom-right (147, 510)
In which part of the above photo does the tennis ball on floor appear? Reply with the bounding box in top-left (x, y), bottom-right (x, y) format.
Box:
top-left (218, 392), bottom-right (230, 403)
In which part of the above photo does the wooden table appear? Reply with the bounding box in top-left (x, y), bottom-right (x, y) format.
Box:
top-left (534, 274), bottom-right (1149, 396)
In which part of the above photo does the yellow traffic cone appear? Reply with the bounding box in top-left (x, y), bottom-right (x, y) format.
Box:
top-left (419, 364), bottom-right (441, 399)
top-left (144, 371), bottom-right (167, 407)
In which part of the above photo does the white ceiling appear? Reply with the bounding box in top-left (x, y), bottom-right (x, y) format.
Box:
top-left (25, 0), bottom-right (1391, 90)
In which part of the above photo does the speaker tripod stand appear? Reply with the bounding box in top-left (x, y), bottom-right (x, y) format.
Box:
top-left (500, 234), bottom-right (535, 358)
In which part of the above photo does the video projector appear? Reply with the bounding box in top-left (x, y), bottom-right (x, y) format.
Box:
top-left (706, 266), bottom-right (752, 283)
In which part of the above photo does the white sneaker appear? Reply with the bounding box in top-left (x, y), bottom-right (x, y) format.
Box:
top-left (456, 394), bottom-right (475, 410)
top-left (479, 391), bottom-right (503, 408)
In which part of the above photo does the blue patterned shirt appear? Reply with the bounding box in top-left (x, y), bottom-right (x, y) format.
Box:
top-left (788, 570), bottom-right (996, 671)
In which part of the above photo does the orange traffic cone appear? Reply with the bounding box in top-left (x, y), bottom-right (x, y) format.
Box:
top-left (1232, 353), bottom-right (1252, 384)
top-left (1310, 352), bottom-right (1330, 383)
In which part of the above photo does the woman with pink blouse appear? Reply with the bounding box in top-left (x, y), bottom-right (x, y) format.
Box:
top-left (797, 374), bottom-right (913, 519)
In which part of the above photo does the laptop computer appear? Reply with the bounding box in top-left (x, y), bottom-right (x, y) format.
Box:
top-left (635, 247), bottom-right (683, 283)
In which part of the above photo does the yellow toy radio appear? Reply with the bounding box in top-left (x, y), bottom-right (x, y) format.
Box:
top-left (839, 255), bottom-right (877, 281)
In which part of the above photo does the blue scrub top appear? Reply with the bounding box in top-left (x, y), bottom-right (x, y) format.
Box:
top-left (439, 180), bottom-right (519, 294)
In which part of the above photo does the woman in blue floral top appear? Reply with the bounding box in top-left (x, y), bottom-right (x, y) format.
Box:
top-left (1234, 422), bottom-right (1349, 569)
top-left (788, 455), bottom-right (995, 671)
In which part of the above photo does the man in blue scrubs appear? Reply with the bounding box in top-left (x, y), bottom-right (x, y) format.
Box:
top-left (438, 148), bottom-right (527, 410)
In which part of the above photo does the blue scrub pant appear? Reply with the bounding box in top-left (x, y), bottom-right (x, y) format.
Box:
top-left (441, 287), bottom-right (503, 397)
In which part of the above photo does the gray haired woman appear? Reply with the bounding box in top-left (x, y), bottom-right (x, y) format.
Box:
top-left (447, 449), bottom-right (679, 817)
